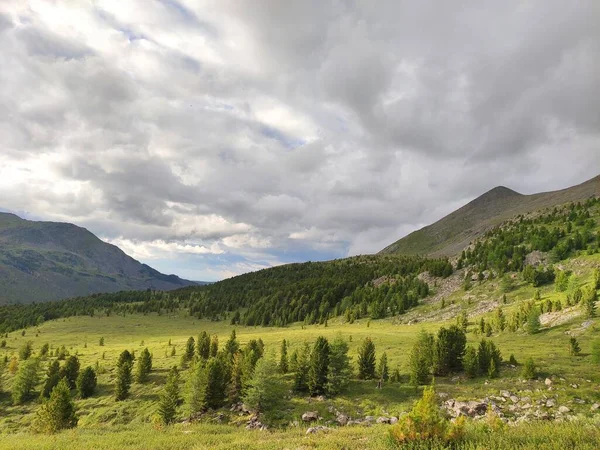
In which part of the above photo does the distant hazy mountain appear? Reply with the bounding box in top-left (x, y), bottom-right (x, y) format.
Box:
top-left (0, 213), bottom-right (196, 304)
top-left (380, 174), bottom-right (600, 257)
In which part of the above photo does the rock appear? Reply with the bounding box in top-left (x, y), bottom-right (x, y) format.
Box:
top-left (246, 415), bottom-right (267, 431)
top-left (302, 411), bottom-right (319, 422)
top-left (558, 406), bottom-right (570, 414)
top-left (438, 392), bottom-right (449, 399)
top-left (590, 403), bottom-right (600, 411)
top-left (315, 395), bottom-right (326, 402)
top-left (376, 417), bottom-right (391, 424)
top-left (521, 403), bottom-right (532, 410)
top-left (545, 399), bottom-right (556, 408)
top-left (306, 426), bottom-right (329, 434)
top-left (364, 416), bottom-right (375, 423)
top-left (570, 384), bottom-right (579, 389)
top-left (501, 390), bottom-right (511, 398)
top-left (574, 398), bottom-right (585, 404)
top-left (447, 400), bottom-right (487, 417)
top-left (510, 395), bottom-right (519, 404)
top-left (335, 414), bottom-right (349, 426)
top-left (389, 416), bottom-right (398, 425)
top-left (521, 396), bottom-right (531, 403)
top-left (545, 378), bottom-right (553, 387)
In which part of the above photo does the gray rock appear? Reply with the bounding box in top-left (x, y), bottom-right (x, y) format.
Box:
top-left (545, 378), bottom-right (553, 387)
top-left (336, 414), bottom-right (349, 426)
top-left (558, 406), bottom-right (570, 414)
top-left (545, 399), bottom-right (556, 408)
top-left (510, 395), bottom-right (519, 404)
top-left (390, 416), bottom-right (399, 425)
top-left (302, 411), bottom-right (319, 422)
top-left (570, 384), bottom-right (579, 389)
top-left (501, 390), bottom-right (511, 398)
top-left (590, 403), bottom-right (600, 411)
top-left (574, 398), bottom-right (585, 404)
top-left (376, 417), bottom-right (391, 424)
top-left (306, 426), bottom-right (329, 434)
top-left (364, 416), bottom-right (375, 423)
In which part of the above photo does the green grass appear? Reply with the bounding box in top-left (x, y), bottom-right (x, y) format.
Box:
top-left (1, 256), bottom-right (599, 448)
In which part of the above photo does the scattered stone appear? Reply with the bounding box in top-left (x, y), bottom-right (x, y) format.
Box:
top-left (545, 378), bottom-right (553, 387)
top-left (510, 395), bottom-right (519, 404)
top-left (302, 411), bottom-right (319, 422)
top-left (521, 396), bottom-right (531, 403)
top-left (364, 416), bottom-right (375, 423)
top-left (246, 415), bottom-right (267, 431)
top-left (570, 384), bottom-right (579, 389)
top-left (389, 416), bottom-right (399, 425)
top-left (376, 417), bottom-right (391, 424)
top-left (438, 392), bottom-right (449, 399)
top-left (590, 403), bottom-right (600, 411)
top-left (546, 399), bottom-right (556, 408)
top-left (558, 406), bottom-right (570, 414)
top-left (574, 398), bottom-right (585, 404)
top-left (445, 400), bottom-right (487, 417)
top-left (335, 414), bottom-right (349, 426)
top-left (306, 426), bottom-right (329, 434)
top-left (501, 390), bottom-right (511, 398)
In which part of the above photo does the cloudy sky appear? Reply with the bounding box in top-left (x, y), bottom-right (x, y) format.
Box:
top-left (1, 1), bottom-right (599, 281)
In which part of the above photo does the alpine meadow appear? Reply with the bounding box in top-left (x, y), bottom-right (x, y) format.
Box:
top-left (1, 2), bottom-right (600, 450)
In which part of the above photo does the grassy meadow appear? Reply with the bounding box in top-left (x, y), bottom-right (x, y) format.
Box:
top-left (0, 254), bottom-right (599, 448)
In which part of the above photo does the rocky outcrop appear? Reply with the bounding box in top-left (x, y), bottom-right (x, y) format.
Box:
top-left (302, 411), bottom-right (320, 422)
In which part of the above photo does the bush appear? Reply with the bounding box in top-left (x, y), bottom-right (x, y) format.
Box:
top-left (569, 337), bottom-right (581, 356)
top-left (390, 384), bottom-right (464, 444)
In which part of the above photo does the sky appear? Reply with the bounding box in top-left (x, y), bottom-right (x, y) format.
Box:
top-left (0, 1), bottom-right (599, 281)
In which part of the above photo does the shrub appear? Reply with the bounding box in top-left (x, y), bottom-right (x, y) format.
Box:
top-left (76, 367), bottom-right (97, 398)
top-left (390, 384), bottom-right (464, 444)
top-left (463, 346), bottom-right (478, 378)
top-left (569, 337), bottom-right (581, 356)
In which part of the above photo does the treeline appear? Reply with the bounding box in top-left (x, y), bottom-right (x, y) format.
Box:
top-left (0, 255), bottom-right (453, 332)
top-left (457, 198), bottom-right (600, 281)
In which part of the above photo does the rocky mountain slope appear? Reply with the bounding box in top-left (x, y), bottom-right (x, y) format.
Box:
top-left (380, 174), bottom-right (600, 257)
top-left (0, 213), bottom-right (195, 304)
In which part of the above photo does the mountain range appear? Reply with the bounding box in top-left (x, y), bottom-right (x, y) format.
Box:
top-left (0, 212), bottom-right (195, 304)
top-left (380, 174), bottom-right (600, 257)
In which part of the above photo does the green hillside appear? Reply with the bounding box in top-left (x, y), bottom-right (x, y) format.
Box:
top-left (0, 213), bottom-right (195, 304)
top-left (380, 174), bottom-right (600, 257)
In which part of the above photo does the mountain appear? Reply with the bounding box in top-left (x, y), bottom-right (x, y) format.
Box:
top-left (380, 174), bottom-right (600, 257)
top-left (0, 213), bottom-right (196, 304)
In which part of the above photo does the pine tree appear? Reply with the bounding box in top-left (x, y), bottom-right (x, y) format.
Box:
top-left (184, 337), bottom-right (195, 362)
top-left (59, 356), bottom-right (80, 390)
top-left (594, 268), bottom-right (600, 290)
top-left (157, 367), bottom-right (180, 425)
top-left (390, 368), bottom-right (401, 383)
top-left (117, 350), bottom-right (134, 367)
top-left (488, 358), bottom-right (498, 378)
top-left (34, 378), bottom-right (77, 433)
top-left (463, 346), bottom-right (479, 378)
top-left (433, 325), bottom-right (466, 376)
top-left (209, 335), bottom-right (219, 357)
top-left (526, 307), bottom-right (541, 334)
top-left (76, 366), bottom-right (97, 399)
top-left (8, 356), bottom-right (18, 374)
top-left (136, 348), bottom-right (153, 383)
top-left (41, 360), bottom-right (61, 399)
top-left (115, 361), bottom-right (132, 401)
top-left (409, 330), bottom-right (433, 386)
top-left (569, 337), bottom-right (581, 356)
top-left (243, 357), bottom-right (284, 415)
top-left (224, 330), bottom-right (239, 357)
top-left (279, 339), bottom-right (288, 374)
top-left (377, 352), bottom-right (389, 382)
top-left (584, 287), bottom-right (597, 318)
top-left (308, 336), bottom-right (329, 396)
top-left (19, 341), bottom-right (33, 360)
top-left (197, 331), bottom-right (210, 361)
top-left (187, 361), bottom-right (208, 416)
top-left (521, 358), bottom-right (536, 379)
top-left (457, 311), bottom-right (468, 332)
top-left (11, 358), bottom-right (40, 405)
top-left (99, 337), bottom-right (105, 346)
top-left (293, 343), bottom-right (310, 393)
top-left (228, 351), bottom-right (245, 403)
top-left (326, 336), bottom-right (352, 395)
top-left (495, 308), bottom-right (506, 331)
top-left (204, 357), bottom-right (227, 409)
top-left (357, 337), bottom-right (376, 380)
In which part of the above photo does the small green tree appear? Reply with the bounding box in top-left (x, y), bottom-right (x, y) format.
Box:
top-left (115, 361), bottom-right (132, 401)
top-left (357, 337), bottom-right (376, 380)
top-left (59, 356), bottom-right (80, 390)
top-left (12, 358), bottom-right (40, 405)
top-left (228, 351), bottom-right (245, 403)
top-left (463, 346), bottom-right (479, 378)
top-left (526, 307), bottom-right (541, 334)
top-left (279, 339), bottom-right (288, 374)
top-left (326, 336), bottom-right (352, 395)
top-left (378, 352), bottom-right (389, 382)
top-left (224, 330), bottom-right (239, 357)
top-left (569, 337), bottom-right (581, 356)
top-left (136, 348), bottom-right (153, 383)
top-left (34, 378), bottom-right (77, 433)
top-left (593, 268), bottom-right (600, 290)
top-left (243, 357), bottom-right (284, 416)
top-left (184, 337), bottom-right (195, 363)
top-left (584, 287), bottom-right (597, 318)
top-left (197, 331), bottom-right (210, 361)
top-left (209, 335), bottom-right (218, 357)
top-left (204, 356), bottom-right (227, 409)
top-left (495, 308), bottom-right (506, 331)
top-left (99, 337), bottom-right (105, 346)
top-left (293, 343), bottom-right (311, 393)
top-left (157, 367), bottom-right (180, 425)
top-left (76, 366), bottom-right (97, 398)
top-left (308, 336), bottom-right (330, 396)
top-left (409, 330), bottom-right (434, 386)
top-left (117, 350), bottom-right (134, 367)
top-left (19, 341), bottom-right (33, 360)
top-left (521, 358), bottom-right (536, 379)
top-left (41, 360), bottom-right (61, 399)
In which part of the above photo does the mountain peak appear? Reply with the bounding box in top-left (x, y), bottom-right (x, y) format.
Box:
top-left (471, 185), bottom-right (522, 206)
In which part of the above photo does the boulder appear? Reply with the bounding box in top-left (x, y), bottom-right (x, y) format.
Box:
top-left (246, 415), bottom-right (267, 431)
top-left (446, 400), bottom-right (487, 417)
top-left (590, 403), bottom-right (600, 412)
top-left (335, 414), bottom-right (349, 426)
top-left (302, 411), bottom-right (319, 422)
top-left (558, 406), bottom-right (570, 414)
top-left (510, 395), bottom-right (519, 404)
top-left (376, 417), bottom-right (391, 424)
top-left (364, 416), bottom-right (375, 423)
top-left (500, 390), bottom-right (511, 398)
top-left (389, 416), bottom-right (399, 425)
top-left (306, 426), bottom-right (329, 434)
top-left (545, 378), bottom-right (553, 387)
top-left (545, 399), bottom-right (556, 408)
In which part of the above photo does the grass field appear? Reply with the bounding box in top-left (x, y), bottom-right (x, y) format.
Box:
top-left (0, 255), bottom-right (599, 448)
